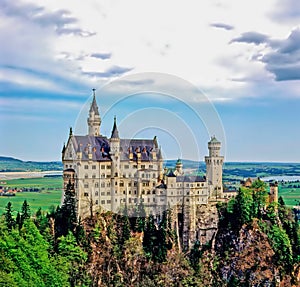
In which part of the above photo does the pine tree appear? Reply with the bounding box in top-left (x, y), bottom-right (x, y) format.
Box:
top-left (21, 200), bottom-right (30, 220)
top-left (4, 202), bottom-right (15, 231)
top-left (55, 180), bottom-right (77, 238)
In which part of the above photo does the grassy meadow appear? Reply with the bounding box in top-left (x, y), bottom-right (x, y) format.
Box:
top-left (0, 177), bottom-right (63, 215)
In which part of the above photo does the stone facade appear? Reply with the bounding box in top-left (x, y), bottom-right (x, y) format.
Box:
top-left (62, 92), bottom-right (226, 248)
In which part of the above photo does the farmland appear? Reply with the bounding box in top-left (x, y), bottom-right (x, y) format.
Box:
top-left (0, 176), bottom-right (62, 215)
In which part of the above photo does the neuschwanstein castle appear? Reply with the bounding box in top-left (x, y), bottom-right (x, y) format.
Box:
top-left (62, 91), bottom-right (228, 247)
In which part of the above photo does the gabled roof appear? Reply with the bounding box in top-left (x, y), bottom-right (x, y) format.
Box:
top-left (176, 175), bottom-right (206, 183)
top-left (64, 135), bottom-right (162, 162)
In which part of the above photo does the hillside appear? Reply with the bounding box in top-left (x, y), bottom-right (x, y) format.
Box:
top-left (0, 156), bottom-right (62, 172)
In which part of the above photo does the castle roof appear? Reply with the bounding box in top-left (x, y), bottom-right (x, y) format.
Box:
top-left (66, 135), bottom-right (162, 162)
top-left (89, 90), bottom-right (100, 115)
top-left (209, 136), bottom-right (220, 144)
top-left (111, 116), bottom-right (119, 139)
top-left (176, 175), bottom-right (206, 182)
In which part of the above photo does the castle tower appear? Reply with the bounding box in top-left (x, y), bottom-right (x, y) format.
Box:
top-left (87, 89), bottom-right (101, 136)
top-left (110, 116), bottom-right (120, 212)
top-left (174, 159), bottom-right (184, 176)
top-left (269, 182), bottom-right (278, 204)
top-left (205, 136), bottom-right (224, 198)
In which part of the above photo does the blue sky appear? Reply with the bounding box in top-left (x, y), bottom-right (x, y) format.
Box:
top-left (0, 0), bottom-right (300, 162)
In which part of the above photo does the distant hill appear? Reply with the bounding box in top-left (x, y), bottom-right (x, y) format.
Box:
top-left (165, 160), bottom-right (300, 179)
top-left (1, 156), bottom-right (299, 179)
top-left (0, 156), bottom-right (63, 172)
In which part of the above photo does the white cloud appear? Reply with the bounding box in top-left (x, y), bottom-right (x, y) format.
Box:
top-left (1, 0), bottom-right (299, 102)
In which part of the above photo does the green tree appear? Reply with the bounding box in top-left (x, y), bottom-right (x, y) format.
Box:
top-left (58, 231), bottom-right (90, 286)
top-left (55, 180), bottom-right (77, 238)
top-left (4, 202), bottom-right (15, 231)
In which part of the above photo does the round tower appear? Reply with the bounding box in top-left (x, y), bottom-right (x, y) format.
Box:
top-left (205, 136), bottom-right (224, 198)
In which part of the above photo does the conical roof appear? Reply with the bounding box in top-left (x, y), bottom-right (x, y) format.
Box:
top-left (111, 116), bottom-right (119, 138)
top-left (89, 89), bottom-right (99, 115)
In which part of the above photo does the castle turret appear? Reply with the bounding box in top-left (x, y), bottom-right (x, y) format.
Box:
top-left (110, 116), bottom-right (120, 212)
top-left (174, 159), bottom-right (184, 176)
top-left (269, 182), bottom-right (278, 204)
top-left (87, 89), bottom-right (101, 136)
top-left (205, 136), bottom-right (224, 198)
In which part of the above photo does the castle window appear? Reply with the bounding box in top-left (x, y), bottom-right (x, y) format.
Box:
top-left (115, 199), bottom-right (117, 202)
top-left (84, 165), bottom-right (88, 169)
top-left (142, 174), bottom-right (145, 178)
top-left (115, 182), bottom-right (117, 186)
top-left (142, 190), bottom-right (145, 194)
top-left (133, 165), bottom-right (137, 169)
top-left (141, 165), bottom-right (146, 169)
top-left (101, 200), bottom-right (105, 204)
top-left (120, 181), bottom-right (124, 187)
top-left (85, 174), bottom-right (88, 179)
top-left (92, 165), bottom-right (96, 170)
top-left (84, 192), bottom-right (88, 197)
top-left (128, 182), bottom-right (132, 187)
top-left (124, 165), bottom-right (129, 169)
top-left (134, 182), bottom-right (137, 187)
top-left (149, 165), bottom-right (153, 169)
top-left (107, 192), bottom-right (110, 195)
top-left (134, 198), bottom-right (137, 203)
top-left (95, 200), bottom-right (98, 204)
top-left (107, 165), bottom-right (111, 169)
top-left (129, 190), bottom-right (131, 194)
top-left (101, 192), bottom-right (105, 196)
top-left (84, 183), bottom-right (89, 188)
top-left (92, 174), bottom-right (96, 179)
top-left (95, 182), bottom-right (99, 188)
top-left (148, 198), bottom-right (150, 203)
top-left (129, 198), bottom-right (132, 203)
top-left (95, 191), bottom-right (98, 196)
top-left (101, 165), bottom-right (105, 169)
top-left (152, 190), bottom-right (155, 194)
top-left (134, 190), bottom-right (137, 194)
top-left (107, 182), bottom-right (110, 187)
top-left (107, 200), bottom-right (111, 204)
top-left (101, 183), bottom-right (105, 187)
top-left (153, 173), bottom-right (156, 178)
top-left (123, 190), bottom-right (126, 194)
top-left (153, 198), bottom-right (155, 202)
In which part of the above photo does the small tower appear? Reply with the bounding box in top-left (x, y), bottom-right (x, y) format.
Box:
top-left (205, 136), bottom-right (224, 197)
top-left (174, 159), bottom-right (184, 176)
top-left (87, 89), bottom-right (101, 136)
top-left (269, 182), bottom-right (278, 204)
top-left (110, 116), bottom-right (120, 212)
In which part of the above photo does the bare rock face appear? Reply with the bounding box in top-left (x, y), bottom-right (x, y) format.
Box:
top-left (195, 202), bottom-right (219, 245)
top-left (215, 219), bottom-right (279, 286)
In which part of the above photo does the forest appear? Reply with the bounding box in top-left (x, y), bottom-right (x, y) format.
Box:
top-left (0, 180), bottom-right (299, 286)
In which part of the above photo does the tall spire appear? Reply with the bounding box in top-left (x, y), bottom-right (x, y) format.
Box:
top-left (111, 116), bottom-right (119, 138)
top-left (90, 88), bottom-right (99, 115)
top-left (87, 89), bottom-right (101, 136)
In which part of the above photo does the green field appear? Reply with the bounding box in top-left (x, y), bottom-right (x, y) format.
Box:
top-left (0, 177), bottom-right (63, 215)
top-left (278, 185), bottom-right (300, 207)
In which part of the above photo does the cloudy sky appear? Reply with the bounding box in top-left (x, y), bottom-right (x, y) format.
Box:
top-left (0, 0), bottom-right (300, 162)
